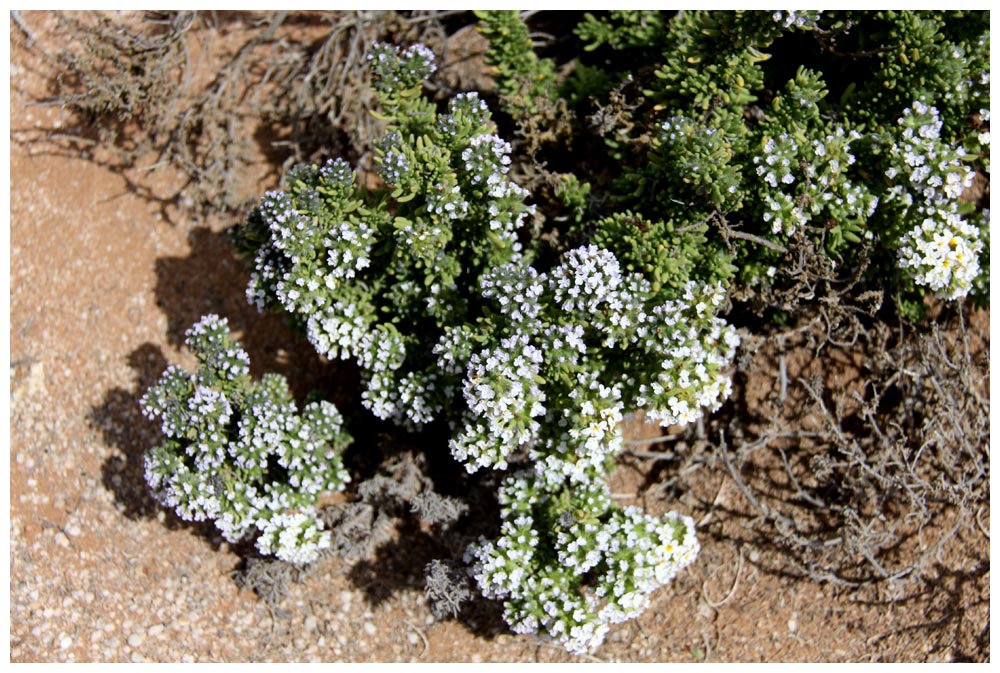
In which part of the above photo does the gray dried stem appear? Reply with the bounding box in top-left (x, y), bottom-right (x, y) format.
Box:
top-left (32, 10), bottom-right (457, 220)
top-left (712, 302), bottom-right (988, 590)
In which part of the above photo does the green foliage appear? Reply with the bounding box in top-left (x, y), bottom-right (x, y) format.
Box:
top-left (553, 9), bottom-right (991, 312)
top-left (845, 11), bottom-right (990, 142)
top-left (475, 10), bottom-right (558, 117)
top-left (590, 212), bottom-right (733, 293)
top-left (368, 42), bottom-right (438, 127)
top-left (647, 110), bottom-right (746, 216)
top-left (559, 61), bottom-right (616, 110)
top-left (553, 172), bottom-right (592, 227)
top-left (575, 10), bottom-right (668, 52)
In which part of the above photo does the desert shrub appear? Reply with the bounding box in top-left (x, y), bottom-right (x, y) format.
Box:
top-left (47, 7), bottom-right (982, 658)
top-left (38, 11), bottom-right (275, 216)
top-left (321, 453), bottom-right (469, 563)
top-left (225, 41), bottom-right (740, 652)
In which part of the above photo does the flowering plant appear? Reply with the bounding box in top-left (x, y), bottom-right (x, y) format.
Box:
top-left (138, 8), bottom-right (989, 657)
top-left (226, 41), bottom-right (737, 651)
top-left (482, 10), bottom-right (990, 315)
top-left (235, 42), bottom-right (533, 430)
top-left (140, 315), bottom-right (351, 565)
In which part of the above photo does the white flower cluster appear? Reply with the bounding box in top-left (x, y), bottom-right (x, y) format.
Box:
top-left (324, 218), bottom-right (375, 283)
top-left (184, 315), bottom-right (252, 385)
top-left (140, 315), bottom-right (351, 565)
top-left (549, 245), bottom-right (624, 314)
top-left (771, 10), bottom-right (821, 29)
top-left (462, 133), bottom-right (513, 187)
top-left (885, 101), bottom-right (982, 299)
top-left (425, 182), bottom-right (470, 221)
top-left (450, 334), bottom-right (546, 472)
top-left (432, 324), bottom-right (480, 377)
top-left (897, 210), bottom-right (983, 300)
top-left (480, 262), bottom-right (545, 328)
top-left (255, 510), bottom-right (332, 566)
top-left (754, 128), bottom-right (878, 236)
top-left (245, 158), bottom-right (366, 315)
top-left (531, 376), bottom-right (625, 489)
top-left (635, 283), bottom-right (741, 427)
top-left (367, 42), bottom-right (437, 93)
top-left (364, 359), bottom-right (443, 428)
top-left (378, 133), bottom-right (412, 187)
top-left (465, 472), bottom-right (699, 654)
top-left (305, 297), bottom-right (374, 363)
top-left (436, 92), bottom-right (491, 139)
top-left (450, 245), bottom-right (739, 480)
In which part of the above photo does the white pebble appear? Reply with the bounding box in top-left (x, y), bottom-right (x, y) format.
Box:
top-left (363, 622), bottom-right (376, 636)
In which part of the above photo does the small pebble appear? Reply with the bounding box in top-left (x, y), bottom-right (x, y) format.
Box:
top-left (363, 622), bottom-right (376, 636)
